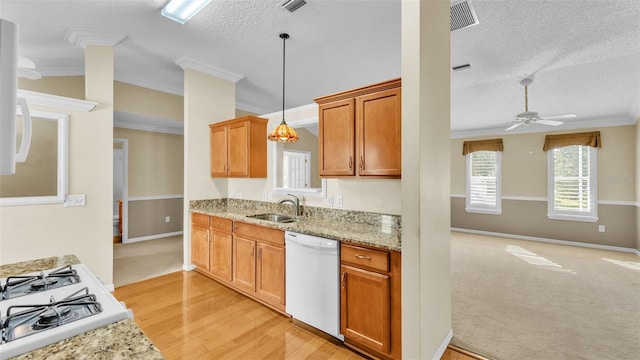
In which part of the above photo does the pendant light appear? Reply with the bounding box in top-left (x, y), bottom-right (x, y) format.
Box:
top-left (268, 33), bottom-right (299, 142)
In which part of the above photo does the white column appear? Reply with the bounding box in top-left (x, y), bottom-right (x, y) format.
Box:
top-left (401, 0), bottom-right (452, 358)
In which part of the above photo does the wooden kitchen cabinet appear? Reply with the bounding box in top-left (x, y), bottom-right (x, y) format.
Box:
top-left (232, 236), bottom-right (256, 293)
top-left (234, 222), bottom-right (286, 311)
top-left (256, 242), bottom-right (285, 307)
top-left (209, 217), bottom-right (233, 282)
top-left (191, 213), bottom-right (211, 271)
top-left (340, 243), bottom-right (402, 360)
top-left (209, 116), bottom-right (268, 178)
top-left (315, 78), bottom-right (401, 178)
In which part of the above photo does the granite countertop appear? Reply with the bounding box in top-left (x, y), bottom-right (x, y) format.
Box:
top-left (191, 199), bottom-right (401, 251)
top-left (0, 256), bottom-right (165, 360)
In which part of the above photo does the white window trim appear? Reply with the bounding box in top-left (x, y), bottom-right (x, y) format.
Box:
top-left (465, 151), bottom-right (502, 215)
top-left (547, 146), bottom-right (598, 222)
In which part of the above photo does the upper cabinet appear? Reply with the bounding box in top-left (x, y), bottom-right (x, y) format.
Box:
top-left (315, 79), bottom-right (401, 178)
top-left (209, 116), bottom-right (268, 178)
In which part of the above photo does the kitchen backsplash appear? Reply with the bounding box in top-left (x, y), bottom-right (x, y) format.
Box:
top-left (189, 198), bottom-right (401, 230)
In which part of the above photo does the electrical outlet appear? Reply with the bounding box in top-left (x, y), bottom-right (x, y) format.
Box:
top-left (328, 195), bottom-right (334, 207)
top-left (262, 191), bottom-right (268, 200)
top-left (336, 195), bottom-right (343, 208)
top-left (598, 225), bottom-right (605, 233)
top-left (165, 216), bottom-right (170, 223)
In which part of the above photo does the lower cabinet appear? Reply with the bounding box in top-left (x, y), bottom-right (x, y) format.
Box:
top-left (340, 243), bottom-right (401, 360)
top-left (191, 212), bottom-right (285, 313)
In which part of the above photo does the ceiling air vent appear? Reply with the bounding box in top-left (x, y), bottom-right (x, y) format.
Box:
top-left (451, 0), bottom-right (479, 32)
top-left (279, 0), bottom-right (307, 13)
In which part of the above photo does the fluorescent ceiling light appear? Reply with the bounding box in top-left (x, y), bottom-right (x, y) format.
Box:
top-left (161, 0), bottom-right (212, 24)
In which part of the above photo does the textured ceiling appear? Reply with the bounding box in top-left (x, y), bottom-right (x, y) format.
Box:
top-left (2, 0), bottom-right (639, 135)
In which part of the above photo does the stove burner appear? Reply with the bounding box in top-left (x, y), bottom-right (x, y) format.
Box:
top-left (1, 265), bottom-right (80, 300)
top-left (30, 278), bottom-right (59, 291)
top-left (33, 306), bottom-right (74, 329)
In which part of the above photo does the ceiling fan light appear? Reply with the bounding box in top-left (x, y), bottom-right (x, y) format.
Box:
top-left (268, 119), bottom-right (299, 142)
top-left (161, 0), bottom-right (212, 24)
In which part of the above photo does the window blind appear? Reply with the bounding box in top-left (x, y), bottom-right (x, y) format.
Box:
top-left (552, 145), bottom-right (593, 212)
top-left (468, 151), bottom-right (498, 208)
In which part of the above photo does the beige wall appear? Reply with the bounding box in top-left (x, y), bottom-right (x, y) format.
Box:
top-left (113, 128), bottom-right (183, 197)
top-left (18, 76), bottom-right (85, 99)
top-left (452, 126), bottom-right (637, 200)
top-left (128, 198), bottom-right (183, 238)
top-left (452, 125), bottom-right (639, 250)
top-left (636, 121), bottom-right (640, 249)
top-left (1, 47), bottom-right (115, 284)
top-left (114, 81), bottom-right (183, 121)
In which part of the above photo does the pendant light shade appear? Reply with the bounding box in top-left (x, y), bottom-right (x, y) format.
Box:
top-left (268, 33), bottom-right (299, 142)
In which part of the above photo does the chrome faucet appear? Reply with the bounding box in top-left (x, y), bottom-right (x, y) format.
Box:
top-left (278, 194), bottom-right (301, 217)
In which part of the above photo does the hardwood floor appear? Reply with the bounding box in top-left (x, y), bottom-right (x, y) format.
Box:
top-left (113, 271), bottom-right (479, 360)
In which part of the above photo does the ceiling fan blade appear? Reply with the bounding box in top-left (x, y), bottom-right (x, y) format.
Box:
top-left (18, 68), bottom-right (42, 80)
top-left (505, 122), bottom-right (522, 131)
top-left (536, 119), bottom-right (564, 126)
top-left (539, 113), bottom-right (576, 120)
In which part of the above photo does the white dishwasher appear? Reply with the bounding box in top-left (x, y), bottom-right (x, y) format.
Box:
top-left (285, 231), bottom-right (344, 340)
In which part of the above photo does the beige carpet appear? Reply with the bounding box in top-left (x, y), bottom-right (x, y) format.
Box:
top-left (451, 231), bottom-right (640, 360)
top-left (113, 235), bottom-right (183, 288)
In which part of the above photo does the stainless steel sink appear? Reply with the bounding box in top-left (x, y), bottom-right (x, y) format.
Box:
top-left (246, 213), bottom-right (298, 223)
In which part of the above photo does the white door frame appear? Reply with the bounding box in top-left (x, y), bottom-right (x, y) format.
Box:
top-left (113, 138), bottom-right (129, 242)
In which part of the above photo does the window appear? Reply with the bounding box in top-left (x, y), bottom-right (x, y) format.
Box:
top-left (547, 145), bottom-right (597, 221)
top-left (466, 150), bottom-right (501, 214)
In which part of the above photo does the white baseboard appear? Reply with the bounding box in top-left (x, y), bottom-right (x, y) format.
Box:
top-left (183, 263), bottom-right (196, 271)
top-left (452, 227), bottom-right (640, 256)
top-left (433, 329), bottom-right (454, 360)
top-left (125, 231), bottom-right (183, 244)
top-left (104, 283), bottom-right (115, 292)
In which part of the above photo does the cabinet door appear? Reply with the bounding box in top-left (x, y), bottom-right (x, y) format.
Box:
top-left (210, 230), bottom-right (233, 281)
top-left (233, 236), bottom-right (256, 293)
top-left (210, 124), bottom-right (228, 177)
top-left (356, 88), bottom-right (401, 176)
top-left (319, 98), bottom-right (355, 176)
top-left (256, 242), bottom-right (285, 307)
top-left (191, 225), bottom-right (210, 271)
top-left (340, 265), bottom-right (391, 354)
top-left (228, 121), bottom-right (249, 177)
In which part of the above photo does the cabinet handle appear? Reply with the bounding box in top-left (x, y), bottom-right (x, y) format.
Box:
top-left (355, 255), bottom-right (371, 260)
top-left (359, 155), bottom-right (364, 170)
top-left (348, 156), bottom-right (352, 169)
top-left (251, 246), bottom-right (254, 257)
top-left (341, 272), bottom-right (346, 289)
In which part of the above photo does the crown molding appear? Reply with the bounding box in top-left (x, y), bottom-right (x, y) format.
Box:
top-left (175, 56), bottom-right (244, 83)
top-left (114, 111), bottom-right (184, 135)
top-left (451, 115), bottom-right (636, 139)
top-left (17, 89), bottom-right (97, 112)
top-left (65, 29), bottom-right (127, 48)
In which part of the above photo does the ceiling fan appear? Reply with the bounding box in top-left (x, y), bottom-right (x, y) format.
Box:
top-left (505, 78), bottom-right (576, 131)
top-left (18, 56), bottom-right (41, 80)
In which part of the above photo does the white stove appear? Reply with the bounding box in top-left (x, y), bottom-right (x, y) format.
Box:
top-left (0, 264), bottom-right (132, 359)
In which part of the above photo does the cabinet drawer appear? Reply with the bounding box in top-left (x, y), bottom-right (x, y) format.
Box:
top-left (341, 244), bottom-right (389, 272)
top-left (210, 216), bottom-right (233, 233)
top-left (234, 222), bottom-right (284, 246)
top-left (192, 212), bottom-right (210, 227)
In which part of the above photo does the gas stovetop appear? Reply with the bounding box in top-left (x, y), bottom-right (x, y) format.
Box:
top-left (0, 264), bottom-right (132, 360)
